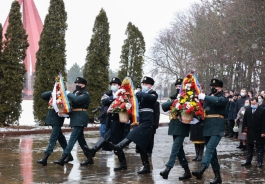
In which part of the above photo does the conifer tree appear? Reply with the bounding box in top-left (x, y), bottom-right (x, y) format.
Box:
top-left (118, 22), bottom-right (145, 87)
top-left (83, 8), bottom-right (110, 119)
top-left (0, 1), bottom-right (29, 125)
top-left (33, 0), bottom-right (67, 124)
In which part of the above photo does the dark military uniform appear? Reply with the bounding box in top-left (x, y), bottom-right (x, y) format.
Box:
top-left (162, 100), bottom-right (190, 168)
top-left (109, 76), bottom-right (158, 174)
top-left (127, 89), bottom-right (158, 152)
top-left (37, 91), bottom-right (68, 165)
top-left (41, 91), bottom-right (67, 154)
top-left (83, 77), bottom-right (127, 170)
top-left (102, 92), bottom-right (126, 145)
top-left (54, 77), bottom-right (92, 166)
top-left (192, 79), bottom-right (228, 184)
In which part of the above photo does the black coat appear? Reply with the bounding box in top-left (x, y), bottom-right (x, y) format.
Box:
top-left (102, 91), bottom-right (126, 146)
top-left (242, 106), bottom-right (265, 144)
top-left (127, 89), bottom-right (158, 152)
top-left (227, 101), bottom-right (236, 120)
top-left (41, 91), bottom-right (65, 126)
top-left (234, 96), bottom-right (249, 116)
top-left (190, 121), bottom-right (204, 141)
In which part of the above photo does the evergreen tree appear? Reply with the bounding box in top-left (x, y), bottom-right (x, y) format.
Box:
top-left (67, 63), bottom-right (82, 83)
top-left (118, 22), bottom-right (145, 87)
top-left (0, 1), bottom-right (29, 126)
top-left (83, 8), bottom-right (110, 119)
top-left (33, 0), bottom-right (67, 124)
top-left (67, 63), bottom-right (82, 92)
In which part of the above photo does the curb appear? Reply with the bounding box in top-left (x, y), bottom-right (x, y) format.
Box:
top-left (0, 122), bottom-right (169, 137)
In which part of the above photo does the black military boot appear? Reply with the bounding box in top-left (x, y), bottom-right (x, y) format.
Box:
top-left (137, 152), bottom-right (150, 174)
top-left (192, 144), bottom-right (199, 161)
top-left (64, 153), bottom-right (74, 163)
top-left (54, 154), bottom-right (68, 166)
top-left (210, 170), bottom-right (222, 184)
top-left (83, 137), bottom-right (106, 157)
top-left (109, 138), bottom-right (132, 152)
top-left (114, 150), bottom-right (127, 171)
top-left (192, 164), bottom-right (207, 180)
top-left (241, 145), bottom-right (247, 151)
top-left (196, 144), bottom-right (205, 161)
top-left (179, 166), bottom-right (192, 180)
top-left (160, 166), bottom-right (171, 179)
top-left (37, 153), bottom-right (50, 166)
top-left (80, 154), bottom-right (94, 166)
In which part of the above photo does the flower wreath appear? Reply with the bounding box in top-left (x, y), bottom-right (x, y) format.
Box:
top-left (170, 73), bottom-right (205, 121)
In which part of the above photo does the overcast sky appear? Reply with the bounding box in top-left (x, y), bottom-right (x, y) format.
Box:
top-left (0, 0), bottom-right (197, 71)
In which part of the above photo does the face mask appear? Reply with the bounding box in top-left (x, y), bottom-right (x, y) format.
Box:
top-left (111, 86), bottom-right (118, 92)
top-left (142, 85), bottom-right (149, 92)
top-left (76, 85), bottom-right (83, 91)
top-left (211, 87), bottom-right (217, 94)
top-left (258, 99), bottom-right (263, 105)
top-left (176, 88), bottom-right (180, 94)
top-left (251, 105), bottom-right (258, 109)
top-left (240, 92), bottom-right (245, 97)
top-left (244, 103), bottom-right (249, 107)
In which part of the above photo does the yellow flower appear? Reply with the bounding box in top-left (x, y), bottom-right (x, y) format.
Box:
top-left (187, 91), bottom-right (193, 96)
top-left (184, 95), bottom-right (188, 99)
top-left (190, 102), bottom-right (197, 107)
top-left (180, 99), bottom-right (186, 103)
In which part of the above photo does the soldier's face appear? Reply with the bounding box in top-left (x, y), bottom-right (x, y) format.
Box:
top-left (176, 85), bottom-right (180, 89)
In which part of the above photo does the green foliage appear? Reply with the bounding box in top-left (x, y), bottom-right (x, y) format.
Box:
top-left (67, 63), bottom-right (82, 91)
top-left (118, 22), bottom-right (145, 87)
top-left (0, 1), bottom-right (29, 126)
top-left (109, 69), bottom-right (118, 83)
top-left (83, 8), bottom-right (110, 119)
top-left (33, 0), bottom-right (67, 125)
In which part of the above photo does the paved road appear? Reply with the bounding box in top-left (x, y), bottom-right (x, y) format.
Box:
top-left (0, 127), bottom-right (264, 183)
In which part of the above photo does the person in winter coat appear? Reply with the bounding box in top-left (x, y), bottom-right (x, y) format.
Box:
top-left (241, 97), bottom-right (265, 168)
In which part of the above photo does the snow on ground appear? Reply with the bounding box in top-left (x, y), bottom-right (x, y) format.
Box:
top-left (18, 100), bottom-right (170, 126)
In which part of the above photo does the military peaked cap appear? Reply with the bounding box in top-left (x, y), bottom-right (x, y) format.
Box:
top-left (210, 78), bottom-right (223, 87)
top-left (141, 76), bottom-right (155, 85)
top-left (109, 77), bottom-right (122, 85)
top-left (175, 78), bottom-right (183, 86)
top-left (74, 77), bottom-right (87, 85)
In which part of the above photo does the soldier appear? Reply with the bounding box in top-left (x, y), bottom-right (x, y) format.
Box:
top-left (84, 77), bottom-right (129, 171)
top-left (169, 78), bottom-right (182, 100)
top-left (54, 77), bottom-right (93, 166)
top-left (159, 78), bottom-right (191, 180)
top-left (192, 79), bottom-right (228, 184)
top-left (109, 76), bottom-right (158, 174)
top-left (37, 84), bottom-right (72, 165)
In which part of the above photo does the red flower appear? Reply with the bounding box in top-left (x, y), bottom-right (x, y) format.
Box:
top-left (189, 106), bottom-right (194, 111)
top-left (186, 74), bottom-right (192, 78)
top-left (195, 111), bottom-right (202, 116)
top-left (190, 82), bottom-right (196, 90)
top-left (127, 109), bottom-right (132, 114)
top-left (178, 105), bottom-right (182, 110)
top-left (120, 102), bottom-right (126, 109)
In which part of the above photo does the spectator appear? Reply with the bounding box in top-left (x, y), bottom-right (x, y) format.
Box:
top-left (241, 97), bottom-right (265, 168)
top-left (234, 88), bottom-right (249, 148)
top-left (235, 99), bottom-right (250, 151)
top-left (258, 95), bottom-right (265, 108)
top-left (248, 91), bottom-right (253, 98)
top-left (227, 95), bottom-right (237, 139)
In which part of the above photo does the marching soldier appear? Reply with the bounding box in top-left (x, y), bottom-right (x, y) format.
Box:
top-left (54, 77), bottom-right (93, 166)
top-left (109, 76), bottom-right (158, 174)
top-left (84, 77), bottom-right (129, 171)
top-left (160, 78), bottom-right (192, 180)
top-left (192, 79), bottom-right (228, 184)
top-left (37, 84), bottom-right (72, 165)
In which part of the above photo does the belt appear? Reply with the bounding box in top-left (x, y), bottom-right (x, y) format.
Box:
top-left (206, 114), bottom-right (224, 119)
top-left (139, 108), bottom-right (154, 113)
top-left (72, 108), bottom-right (87, 112)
